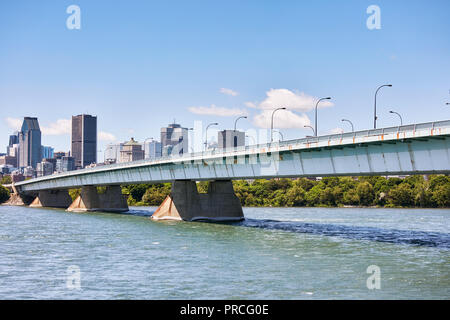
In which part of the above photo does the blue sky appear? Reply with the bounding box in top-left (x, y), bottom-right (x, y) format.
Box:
top-left (1, 0), bottom-right (449, 155)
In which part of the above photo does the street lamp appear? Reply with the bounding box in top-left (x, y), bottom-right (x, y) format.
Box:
top-left (389, 110), bottom-right (403, 126)
top-left (304, 125), bottom-right (315, 136)
top-left (315, 97), bottom-right (331, 137)
top-left (341, 119), bottom-right (354, 132)
top-left (273, 130), bottom-right (284, 141)
top-left (374, 84), bottom-right (392, 129)
top-left (246, 135), bottom-right (256, 145)
top-left (234, 116), bottom-right (247, 131)
top-left (271, 107), bottom-right (287, 142)
top-left (205, 122), bottom-right (219, 151)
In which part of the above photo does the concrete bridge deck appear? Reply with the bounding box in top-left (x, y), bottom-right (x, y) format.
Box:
top-left (4, 120), bottom-right (450, 221)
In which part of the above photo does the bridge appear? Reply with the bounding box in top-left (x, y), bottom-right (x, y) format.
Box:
top-left (5, 120), bottom-right (450, 221)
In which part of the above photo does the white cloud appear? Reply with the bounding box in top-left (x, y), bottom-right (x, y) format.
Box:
top-left (327, 127), bottom-right (345, 135)
top-left (250, 88), bottom-right (334, 111)
top-left (253, 109), bottom-right (311, 129)
top-left (244, 102), bottom-right (258, 109)
top-left (41, 119), bottom-right (71, 135)
top-left (249, 88), bottom-right (334, 130)
top-left (188, 104), bottom-right (248, 117)
top-left (99, 131), bottom-right (116, 142)
top-left (5, 117), bottom-right (22, 130)
top-left (220, 88), bottom-right (239, 96)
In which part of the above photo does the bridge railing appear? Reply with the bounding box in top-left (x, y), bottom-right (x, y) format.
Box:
top-left (14, 119), bottom-right (450, 185)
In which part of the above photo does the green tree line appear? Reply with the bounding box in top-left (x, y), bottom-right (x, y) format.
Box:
top-left (1, 175), bottom-right (449, 208)
top-left (123, 175), bottom-right (449, 208)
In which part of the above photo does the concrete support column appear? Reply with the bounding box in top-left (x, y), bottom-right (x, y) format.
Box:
top-left (3, 184), bottom-right (35, 206)
top-left (67, 185), bottom-right (129, 213)
top-left (152, 180), bottom-right (244, 222)
top-left (29, 190), bottom-right (72, 208)
top-left (201, 180), bottom-right (244, 221)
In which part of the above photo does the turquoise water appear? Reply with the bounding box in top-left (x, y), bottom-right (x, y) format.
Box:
top-left (0, 205), bottom-right (449, 299)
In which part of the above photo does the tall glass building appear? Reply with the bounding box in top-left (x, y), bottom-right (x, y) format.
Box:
top-left (18, 117), bottom-right (42, 169)
top-left (71, 114), bottom-right (97, 169)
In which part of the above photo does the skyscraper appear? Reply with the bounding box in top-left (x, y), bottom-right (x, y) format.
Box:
top-left (41, 146), bottom-right (54, 159)
top-left (119, 138), bottom-right (145, 163)
top-left (144, 138), bottom-right (162, 159)
top-left (218, 130), bottom-right (245, 149)
top-left (160, 123), bottom-right (188, 156)
top-left (71, 114), bottom-right (97, 169)
top-left (18, 117), bottom-right (42, 169)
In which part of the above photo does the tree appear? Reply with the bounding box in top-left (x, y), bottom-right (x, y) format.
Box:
top-left (320, 187), bottom-right (336, 206)
top-left (142, 184), bottom-right (171, 205)
top-left (286, 186), bottom-right (306, 207)
top-left (356, 181), bottom-right (375, 206)
top-left (129, 184), bottom-right (150, 202)
top-left (432, 184), bottom-right (450, 208)
top-left (1, 175), bottom-right (12, 185)
top-left (68, 189), bottom-right (81, 201)
top-left (414, 181), bottom-right (434, 207)
top-left (0, 186), bottom-right (10, 204)
top-left (305, 183), bottom-right (325, 206)
top-left (388, 184), bottom-right (414, 207)
top-left (429, 175), bottom-right (450, 191)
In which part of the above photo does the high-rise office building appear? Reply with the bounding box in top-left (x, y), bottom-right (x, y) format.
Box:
top-left (218, 130), bottom-right (245, 149)
top-left (41, 146), bottom-right (54, 159)
top-left (119, 138), bottom-right (145, 163)
top-left (71, 114), bottom-right (97, 169)
top-left (144, 139), bottom-right (162, 159)
top-left (8, 133), bottom-right (19, 147)
top-left (160, 123), bottom-right (188, 156)
top-left (104, 143), bottom-right (124, 164)
top-left (18, 117), bottom-right (42, 169)
top-left (36, 160), bottom-right (54, 177)
top-left (55, 156), bottom-right (75, 173)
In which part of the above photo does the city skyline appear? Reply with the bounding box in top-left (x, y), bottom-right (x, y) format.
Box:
top-left (1, 1), bottom-right (449, 153)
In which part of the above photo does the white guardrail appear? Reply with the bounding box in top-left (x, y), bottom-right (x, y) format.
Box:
top-left (14, 120), bottom-right (450, 186)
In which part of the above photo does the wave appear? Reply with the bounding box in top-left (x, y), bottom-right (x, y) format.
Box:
top-left (232, 219), bottom-right (450, 249)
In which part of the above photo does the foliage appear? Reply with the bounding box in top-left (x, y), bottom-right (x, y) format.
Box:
top-left (0, 185), bottom-right (10, 204)
top-left (1, 175), bottom-right (12, 185)
top-left (125, 175), bottom-right (449, 208)
top-left (68, 189), bottom-right (81, 201)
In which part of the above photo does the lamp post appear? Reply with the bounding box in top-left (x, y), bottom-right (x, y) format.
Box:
top-left (374, 84), bottom-right (392, 129)
top-left (304, 125), bottom-right (315, 136)
top-left (271, 107), bottom-right (286, 142)
top-left (315, 97), bottom-right (331, 137)
top-left (341, 119), bottom-right (354, 132)
top-left (246, 135), bottom-right (256, 145)
top-left (234, 116), bottom-right (247, 131)
top-left (205, 122), bottom-right (218, 151)
top-left (389, 110), bottom-right (403, 126)
top-left (274, 130), bottom-right (284, 141)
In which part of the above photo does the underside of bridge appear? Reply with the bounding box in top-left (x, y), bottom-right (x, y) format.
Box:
top-left (152, 180), bottom-right (244, 222)
top-left (10, 180), bottom-right (244, 222)
top-left (67, 185), bottom-right (129, 213)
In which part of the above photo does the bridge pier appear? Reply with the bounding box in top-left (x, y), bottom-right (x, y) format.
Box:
top-left (152, 180), bottom-right (244, 222)
top-left (29, 190), bottom-right (73, 208)
top-left (3, 184), bottom-right (34, 206)
top-left (67, 185), bottom-right (129, 213)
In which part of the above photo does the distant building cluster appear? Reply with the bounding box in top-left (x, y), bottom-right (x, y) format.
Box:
top-left (1, 115), bottom-right (96, 181)
top-left (1, 117), bottom-right (246, 181)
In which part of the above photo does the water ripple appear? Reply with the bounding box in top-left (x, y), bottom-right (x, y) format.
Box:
top-left (233, 219), bottom-right (450, 249)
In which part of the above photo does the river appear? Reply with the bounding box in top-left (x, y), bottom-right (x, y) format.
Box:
top-left (0, 205), bottom-right (448, 299)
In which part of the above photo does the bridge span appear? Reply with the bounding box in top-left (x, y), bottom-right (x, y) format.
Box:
top-left (5, 120), bottom-right (450, 221)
